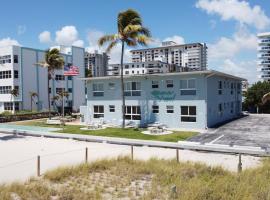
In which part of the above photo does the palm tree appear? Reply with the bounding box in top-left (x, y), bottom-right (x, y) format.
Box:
top-left (262, 92), bottom-right (270, 105)
top-left (98, 9), bottom-right (151, 128)
top-left (51, 95), bottom-right (60, 112)
top-left (29, 92), bottom-right (38, 112)
top-left (57, 90), bottom-right (69, 115)
top-left (35, 48), bottom-right (65, 119)
top-left (10, 88), bottom-right (19, 114)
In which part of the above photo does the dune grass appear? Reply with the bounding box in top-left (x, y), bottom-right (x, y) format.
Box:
top-left (13, 119), bottom-right (197, 142)
top-left (0, 157), bottom-right (269, 200)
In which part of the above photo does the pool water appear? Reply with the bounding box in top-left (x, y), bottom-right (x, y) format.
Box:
top-left (0, 124), bottom-right (61, 132)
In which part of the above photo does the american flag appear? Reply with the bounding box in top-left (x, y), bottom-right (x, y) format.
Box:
top-left (64, 65), bottom-right (79, 76)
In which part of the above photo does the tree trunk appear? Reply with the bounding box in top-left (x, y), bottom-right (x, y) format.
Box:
top-left (48, 72), bottom-right (51, 119)
top-left (120, 40), bottom-right (125, 129)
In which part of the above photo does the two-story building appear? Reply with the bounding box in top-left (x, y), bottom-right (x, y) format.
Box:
top-left (80, 70), bottom-right (244, 130)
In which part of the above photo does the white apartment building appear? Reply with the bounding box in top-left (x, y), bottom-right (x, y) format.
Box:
top-left (0, 45), bottom-right (85, 113)
top-left (130, 41), bottom-right (207, 71)
top-left (257, 32), bottom-right (270, 82)
top-left (107, 61), bottom-right (171, 76)
top-left (85, 51), bottom-right (109, 77)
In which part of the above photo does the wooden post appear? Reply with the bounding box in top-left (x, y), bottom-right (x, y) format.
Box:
top-left (37, 155), bottom-right (40, 177)
top-left (131, 145), bottom-right (134, 160)
top-left (176, 149), bottom-right (179, 163)
top-left (238, 154), bottom-right (242, 173)
top-left (85, 147), bottom-right (88, 163)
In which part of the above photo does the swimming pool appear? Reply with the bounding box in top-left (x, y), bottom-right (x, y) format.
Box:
top-left (0, 124), bottom-right (62, 132)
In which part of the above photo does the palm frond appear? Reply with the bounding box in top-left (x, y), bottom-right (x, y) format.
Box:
top-left (123, 25), bottom-right (151, 38)
top-left (135, 35), bottom-right (151, 46)
top-left (117, 9), bottom-right (141, 33)
top-left (262, 92), bottom-right (270, 104)
top-left (98, 34), bottom-right (119, 46)
top-left (106, 41), bottom-right (118, 53)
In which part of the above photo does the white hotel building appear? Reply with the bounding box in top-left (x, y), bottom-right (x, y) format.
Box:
top-left (130, 41), bottom-right (207, 71)
top-left (0, 45), bottom-right (85, 113)
top-left (258, 32), bottom-right (270, 82)
top-left (107, 61), bottom-right (171, 76)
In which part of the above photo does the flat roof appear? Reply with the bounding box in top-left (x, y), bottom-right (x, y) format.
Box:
top-left (130, 43), bottom-right (206, 52)
top-left (257, 32), bottom-right (270, 37)
top-left (82, 70), bottom-right (246, 81)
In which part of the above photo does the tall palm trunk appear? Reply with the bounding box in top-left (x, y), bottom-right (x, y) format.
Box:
top-left (48, 72), bottom-right (51, 119)
top-left (120, 40), bottom-right (125, 128)
top-left (30, 97), bottom-right (32, 112)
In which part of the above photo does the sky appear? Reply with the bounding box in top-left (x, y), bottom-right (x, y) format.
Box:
top-left (0, 0), bottom-right (270, 83)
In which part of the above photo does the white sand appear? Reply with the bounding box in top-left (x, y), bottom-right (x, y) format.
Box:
top-left (0, 133), bottom-right (262, 183)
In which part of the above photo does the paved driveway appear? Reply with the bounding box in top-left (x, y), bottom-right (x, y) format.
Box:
top-left (189, 114), bottom-right (270, 148)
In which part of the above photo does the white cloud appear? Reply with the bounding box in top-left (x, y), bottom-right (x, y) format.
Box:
top-left (39, 31), bottom-right (52, 44)
top-left (72, 40), bottom-right (84, 47)
top-left (208, 25), bottom-right (257, 60)
top-left (214, 59), bottom-right (257, 83)
top-left (17, 25), bottom-right (26, 35)
top-left (55, 26), bottom-right (80, 46)
top-left (0, 38), bottom-right (20, 47)
top-left (163, 35), bottom-right (185, 44)
top-left (196, 0), bottom-right (270, 30)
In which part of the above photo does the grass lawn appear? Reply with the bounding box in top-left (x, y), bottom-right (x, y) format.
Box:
top-left (0, 157), bottom-right (269, 199)
top-left (13, 120), bottom-right (197, 142)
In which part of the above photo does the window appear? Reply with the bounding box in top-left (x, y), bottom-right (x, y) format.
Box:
top-left (125, 106), bottom-right (141, 120)
top-left (218, 103), bottom-right (223, 114)
top-left (0, 55), bottom-right (11, 64)
top-left (93, 105), bottom-right (104, 118)
top-left (68, 76), bottom-right (72, 80)
top-left (109, 105), bottom-right (115, 112)
top-left (49, 88), bottom-right (51, 94)
top-left (152, 80), bottom-right (159, 88)
top-left (55, 75), bottom-right (65, 81)
top-left (0, 71), bottom-right (12, 79)
top-left (108, 83), bottom-right (115, 89)
top-left (14, 86), bottom-right (19, 95)
top-left (14, 70), bottom-right (19, 78)
top-left (218, 81), bottom-right (223, 95)
top-left (68, 88), bottom-right (72, 93)
top-left (230, 102), bottom-right (234, 114)
top-left (125, 71), bottom-right (129, 75)
top-left (124, 82), bottom-right (141, 96)
top-left (230, 83), bottom-right (234, 95)
top-left (181, 106), bottom-right (196, 122)
top-left (13, 55), bottom-right (18, 63)
top-left (166, 105), bottom-right (174, 113)
top-left (56, 88), bottom-right (64, 94)
top-left (166, 80), bottom-right (173, 88)
top-left (4, 102), bottom-right (13, 111)
top-left (180, 79), bottom-right (196, 95)
top-left (152, 105), bottom-right (159, 113)
top-left (93, 83), bottom-right (104, 97)
top-left (0, 86), bottom-right (11, 94)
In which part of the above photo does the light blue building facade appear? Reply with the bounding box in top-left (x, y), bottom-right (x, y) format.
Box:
top-left (80, 70), bottom-right (244, 130)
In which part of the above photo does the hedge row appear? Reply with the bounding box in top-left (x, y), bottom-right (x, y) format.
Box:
top-left (0, 112), bottom-right (58, 123)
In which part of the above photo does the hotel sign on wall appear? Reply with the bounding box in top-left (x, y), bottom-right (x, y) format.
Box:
top-left (151, 91), bottom-right (176, 101)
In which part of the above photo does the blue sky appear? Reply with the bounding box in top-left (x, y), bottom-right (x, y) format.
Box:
top-left (0, 0), bottom-right (270, 83)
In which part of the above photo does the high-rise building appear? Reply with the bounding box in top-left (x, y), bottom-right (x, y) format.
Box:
top-left (85, 51), bottom-right (109, 77)
top-left (257, 32), bottom-right (270, 82)
top-left (0, 45), bottom-right (85, 113)
top-left (130, 42), bottom-right (207, 71)
top-left (107, 61), bottom-right (171, 76)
